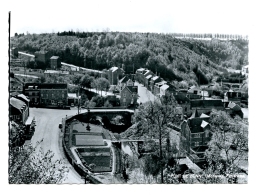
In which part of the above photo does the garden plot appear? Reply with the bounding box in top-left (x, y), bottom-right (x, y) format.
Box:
top-left (74, 134), bottom-right (104, 146)
top-left (78, 147), bottom-right (112, 172)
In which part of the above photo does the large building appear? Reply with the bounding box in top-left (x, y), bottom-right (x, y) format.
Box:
top-left (107, 67), bottom-right (124, 85)
top-left (24, 83), bottom-right (68, 107)
top-left (120, 86), bottom-right (138, 107)
top-left (50, 56), bottom-right (61, 69)
top-left (34, 50), bottom-right (51, 65)
top-left (149, 76), bottom-right (162, 92)
top-left (180, 113), bottom-right (212, 163)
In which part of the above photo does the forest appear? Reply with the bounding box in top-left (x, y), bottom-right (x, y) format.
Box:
top-left (11, 31), bottom-right (249, 85)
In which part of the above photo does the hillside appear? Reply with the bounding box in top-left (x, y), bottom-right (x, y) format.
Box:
top-left (10, 32), bottom-right (248, 85)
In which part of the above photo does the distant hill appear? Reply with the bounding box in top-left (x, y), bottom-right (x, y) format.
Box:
top-left (11, 32), bottom-right (248, 86)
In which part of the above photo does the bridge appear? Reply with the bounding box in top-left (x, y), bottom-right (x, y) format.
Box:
top-left (66, 108), bottom-right (135, 133)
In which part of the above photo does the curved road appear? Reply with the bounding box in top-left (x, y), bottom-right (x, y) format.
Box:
top-left (30, 108), bottom-right (84, 184)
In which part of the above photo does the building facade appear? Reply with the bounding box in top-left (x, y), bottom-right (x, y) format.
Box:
top-left (120, 86), bottom-right (138, 107)
top-left (107, 67), bottom-right (124, 85)
top-left (149, 76), bottom-right (162, 92)
top-left (50, 56), bottom-right (61, 69)
top-left (24, 83), bottom-right (68, 107)
top-left (117, 76), bottom-right (134, 91)
top-left (190, 99), bottom-right (225, 114)
top-left (34, 50), bottom-right (51, 64)
top-left (180, 116), bottom-right (212, 163)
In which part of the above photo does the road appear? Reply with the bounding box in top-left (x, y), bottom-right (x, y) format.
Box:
top-left (30, 108), bottom-right (84, 184)
top-left (134, 81), bottom-right (158, 103)
top-left (15, 73), bottom-right (39, 78)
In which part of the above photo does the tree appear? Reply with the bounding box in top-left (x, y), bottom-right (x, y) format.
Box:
top-left (95, 77), bottom-right (110, 97)
top-left (133, 93), bottom-right (180, 183)
top-left (104, 100), bottom-right (113, 107)
top-left (72, 75), bottom-right (82, 86)
top-left (9, 140), bottom-right (69, 184)
top-left (80, 74), bottom-right (94, 89)
top-left (204, 110), bottom-right (248, 183)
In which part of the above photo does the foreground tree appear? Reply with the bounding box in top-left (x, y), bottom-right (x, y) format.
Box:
top-left (203, 110), bottom-right (248, 183)
top-left (133, 93), bottom-right (181, 183)
top-left (9, 140), bottom-right (69, 184)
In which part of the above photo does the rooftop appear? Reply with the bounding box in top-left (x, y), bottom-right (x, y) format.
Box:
top-left (10, 97), bottom-right (26, 112)
top-left (109, 67), bottom-right (119, 72)
top-left (190, 99), bottom-right (224, 108)
top-left (17, 94), bottom-right (30, 102)
top-left (35, 50), bottom-right (49, 54)
top-left (188, 117), bottom-right (210, 133)
top-left (125, 86), bottom-right (138, 93)
top-left (152, 76), bottom-right (159, 81)
top-left (24, 83), bottom-right (67, 89)
top-left (50, 56), bottom-right (59, 60)
top-left (68, 93), bottom-right (80, 99)
top-left (145, 75), bottom-right (152, 79)
top-left (143, 70), bottom-right (151, 75)
top-left (44, 70), bottom-right (69, 74)
top-left (119, 76), bottom-right (130, 83)
top-left (136, 68), bottom-right (145, 72)
top-left (160, 84), bottom-right (170, 90)
top-left (200, 113), bottom-right (210, 118)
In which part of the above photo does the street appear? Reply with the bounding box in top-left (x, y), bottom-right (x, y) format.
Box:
top-left (134, 81), bottom-right (158, 103)
top-left (30, 108), bottom-right (84, 184)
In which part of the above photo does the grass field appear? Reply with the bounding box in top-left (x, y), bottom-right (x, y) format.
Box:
top-left (74, 134), bottom-right (104, 146)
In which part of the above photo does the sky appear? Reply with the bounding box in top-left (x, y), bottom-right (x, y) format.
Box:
top-left (7, 0), bottom-right (254, 36)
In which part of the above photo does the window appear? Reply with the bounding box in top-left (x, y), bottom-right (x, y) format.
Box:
top-left (123, 98), bottom-right (126, 102)
top-left (194, 142), bottom-right (199, 146)
top-left (62, 94), bottom-right (64, 98)
top-left (195, 134), bottom-right (200, 138)
top-left (41, 94), bottom-right (43, 97)
top-left (205, 131), bottom-right (209, 138)
top-left (52, 93), bottom-right (54, 98)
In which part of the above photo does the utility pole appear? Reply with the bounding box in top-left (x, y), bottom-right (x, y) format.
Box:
top-left (77, 89), bottom-right (80, 114)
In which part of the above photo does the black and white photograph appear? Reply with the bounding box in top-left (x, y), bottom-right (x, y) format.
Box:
top-left (2, 0), bottom-right (256, 189)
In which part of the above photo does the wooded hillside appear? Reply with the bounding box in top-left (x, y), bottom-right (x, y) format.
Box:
top-left (11, 32), bottom-right (248, 85)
